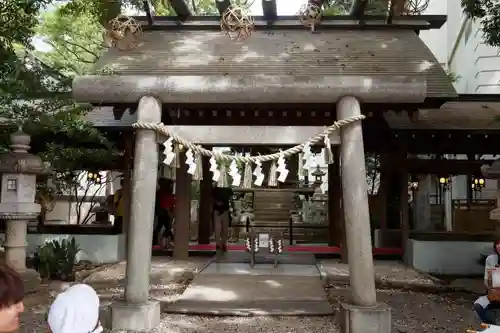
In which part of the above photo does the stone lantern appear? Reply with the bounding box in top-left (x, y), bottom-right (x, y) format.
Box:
top-left (481, 161), bottom-right (500, 231)
top-left (0, 131), bottom-right (49, 292)
top-left (309, 165), bottom-right (328, 224)
top-left (311, 165), bottom-right (326, 189)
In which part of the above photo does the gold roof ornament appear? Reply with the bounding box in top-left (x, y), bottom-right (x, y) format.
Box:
top-left (103, 14), bottom-right (142, 51)
top-left (220, 4), bottom-right (255, 41)
top-left (298, 2), bottom-right (322, 31)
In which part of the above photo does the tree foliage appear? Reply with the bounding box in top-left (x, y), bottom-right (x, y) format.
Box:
top-left (1, 1), bottom-right (117, 200)
top-left (462, 0), bottom-right (500, 48)
top-left (35, 8), bottom-right (103, 75)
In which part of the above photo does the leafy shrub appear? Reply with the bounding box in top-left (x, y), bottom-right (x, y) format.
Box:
top-left (33, 237), bottom-right (80, 281)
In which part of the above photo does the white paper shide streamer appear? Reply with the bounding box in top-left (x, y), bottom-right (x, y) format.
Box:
top-left (229, 160), bottom-right (241, 187)
top-left (302, 141), bottom-right (315, 171)
top-left (276, 153), bottom-right (289, 183)
top-left (185, 149), bottom-right (196, 175)
top-left (209, 156), bottom-right (220, 182)
top-left (253, 160), bottom-right (264, 186)
top-left (162, 137), bottom-right (176, 166)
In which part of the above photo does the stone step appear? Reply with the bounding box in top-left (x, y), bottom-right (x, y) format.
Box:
top-left (254, 201), bottom-right (293, 208)
top-left (253, 212), bottom-right (291, 220)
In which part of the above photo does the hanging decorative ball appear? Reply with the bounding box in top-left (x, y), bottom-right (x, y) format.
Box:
top-left (404, 0), bottom-right (430, 15)
top-left (298, 2), bottom-right (323, 29)
top-left (220, 5), bottom-right (255, 41)
top-left (103, 14), bottom-right (142, 51)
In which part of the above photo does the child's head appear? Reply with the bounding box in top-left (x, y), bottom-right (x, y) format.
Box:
top-left (0, 265), bottom-right (24, 333)
top-left (48, 284), bottom-right (102, 333)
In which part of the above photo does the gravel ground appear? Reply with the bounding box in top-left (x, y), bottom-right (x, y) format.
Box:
top-left (19, 286), bottom-right (481, 333)
top-left (327, 285), bottom-right (479, 333)
top-left (17, 255), bottom-right (483, 333)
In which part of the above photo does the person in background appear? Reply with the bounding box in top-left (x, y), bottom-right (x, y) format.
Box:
top-left (0, 265), bottom-right (24, 333)
top-left (154, 178), bottom-right (175, 249)
top-left (113, 177), bottom-right (125, 230)
top-left (474, 239), bottom-right (500, 324)
top-left (48, 284), bottom-right (102, 333)
top-left (212, 185), bottom-right (233, 254)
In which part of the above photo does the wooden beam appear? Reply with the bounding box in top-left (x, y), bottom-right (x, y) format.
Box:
top-left (215, 0), bottom-right (231, 15)
top-left (407, 159), bottom-right (493, 175)
top-left (168, 0), bottom-right (192, 20)
top-left (156, 125), bottom-right (341, 145)
top-left (261, 0), bottom-right (277, 21)
top-left (143, 0), bottom-right (155, 25)
top-left (131, 14), bottom-right (446, 30)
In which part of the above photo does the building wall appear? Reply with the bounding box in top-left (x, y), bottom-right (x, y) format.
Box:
top-left (446, 3), bottom-right (500, 93)
top-left (45, 171), bottom-right (112, 224)
top-left (418, 0), bottom-right (448, 66)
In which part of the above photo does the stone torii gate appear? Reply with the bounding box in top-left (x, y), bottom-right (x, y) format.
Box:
top-left (73, 23), bottom-right (455, 332)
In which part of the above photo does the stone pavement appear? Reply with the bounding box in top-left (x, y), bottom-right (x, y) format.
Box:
top-left (165, 253), bottom-right (333, 316)
top-left (318, 259), bottom-right (448, 292)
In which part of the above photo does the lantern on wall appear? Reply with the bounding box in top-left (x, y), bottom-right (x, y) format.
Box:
top-left (87, 171), bottom-right (103, 185)
top-left (408, 175), bottom-right (419, 191)
top-left (438, 175), bottom-right (451, 190)
top-left (472, 176), bottom-right (486, 191)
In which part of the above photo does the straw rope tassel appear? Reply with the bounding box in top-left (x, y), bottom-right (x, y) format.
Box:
top-left (323, 135), bottom-right (333, 164)
top-left (268, 161), bottom-right (278, 187)
top-left (242, 161), bottom-right (253, 188)
top-left (173, 144), bottom-right (181, 168)
top-left (193, 152), bottom-right (203, 180)
top-left (217, 163), bottom-right (229, 188)
top-left (298, 152), bottom-right (305, 181)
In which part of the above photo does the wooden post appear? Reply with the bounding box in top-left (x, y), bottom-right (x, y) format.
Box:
top-left (399, 153), bottom-right (410, 254)
top-left (328, 147), bottom-right (342, 247)
top-left (122, 133), bottom-right (134, 234)
top-left (198, 155), bottom-right (212, 244)
top-left (173, 151), bottom-right (191, 259)
top-left (466, 154), bottom-right (474, 208)
top-left (378, 153), bottom-right (390, 231)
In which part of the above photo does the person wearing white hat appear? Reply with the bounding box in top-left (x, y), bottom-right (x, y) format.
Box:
top-left (48, 284), bottom-right (103, 333)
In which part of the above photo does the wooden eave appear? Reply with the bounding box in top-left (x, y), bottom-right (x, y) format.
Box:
top-left (130, 14), bottom-right (447, 31)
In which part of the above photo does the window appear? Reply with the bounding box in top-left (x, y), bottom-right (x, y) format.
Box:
top-left (6, 179), bottom-right (17, 191)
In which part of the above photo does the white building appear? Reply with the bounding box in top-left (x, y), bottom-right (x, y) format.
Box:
top-left (420, 0), bottom-right (500, 93)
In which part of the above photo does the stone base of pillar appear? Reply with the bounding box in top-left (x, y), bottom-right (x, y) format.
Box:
top-left (110, 300), bottom-right (160, 331)
top-left (338, 302), bottom-right (391, 333)
top-left (19, 268), bottom-right (41, 293)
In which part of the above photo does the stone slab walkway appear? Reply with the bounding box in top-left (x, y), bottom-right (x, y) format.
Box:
top-left (165, 255), bottom-right (333, 316)
top-left (318, 259), bottom-right (446, 291)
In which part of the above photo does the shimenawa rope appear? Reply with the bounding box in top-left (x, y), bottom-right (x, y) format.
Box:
top-left (132, 114), bottom-right (365, 163)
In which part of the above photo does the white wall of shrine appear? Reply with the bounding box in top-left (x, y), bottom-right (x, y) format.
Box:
top-left (44, 171), bottom-right (114, 225)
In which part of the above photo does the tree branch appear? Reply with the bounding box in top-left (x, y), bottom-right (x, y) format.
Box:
top-left (61, 38), bottom-right (100, 60)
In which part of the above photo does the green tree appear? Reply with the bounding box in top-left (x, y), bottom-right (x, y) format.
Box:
top-left (0, 1), bottom-right (118, 210)
top-left (35, 8), bottom-right (103, 75)
top-left (462, 0), bottom-right (500, 48)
